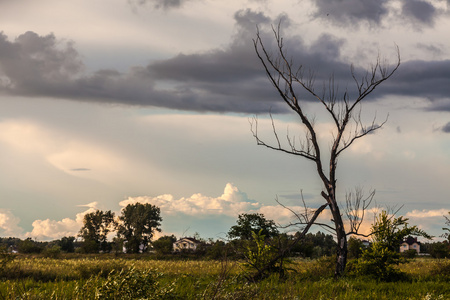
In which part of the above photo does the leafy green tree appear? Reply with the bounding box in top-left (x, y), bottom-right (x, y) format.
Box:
top-left (58, 236), bottom-right (75, 253)
top-left (347, 237), bottom-right (365, 259)
top-left (117, 203), bottom-right (162, 253)
top-left (152, 235), bottom-right (176, 255)
top-left (371, 210), bottom-right (431, 252)
top-left (291, 231), bottom-right (336, 258)
top-left (354, 210), bottom-right (430, 281)
top-left (79, 210), bottom-right (116, 253)
top-left (244, 230), bottom-right (285, 279)
top-left (442, 211), bottom-right (450, 241)
top-left (228, 213), bottom-right (279, 240)
top-left (429, 241), bottom-right (450, 258)
top-left (18, 238), bottom-right (44, 254)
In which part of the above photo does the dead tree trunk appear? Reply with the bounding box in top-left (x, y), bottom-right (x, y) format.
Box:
top-left (251, 23), bottom-right (400, 277)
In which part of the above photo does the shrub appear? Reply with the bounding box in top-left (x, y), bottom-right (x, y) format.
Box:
top-left (352, 243), bottom-right (408, 282)
top-left (401, 249), bottom-right (417, 259)
top-left (43, 245), bottom-right (61, 258)
top-left (77, 267), bottom-right (174, 299)
top-left (0, 246), bottom-right (16, 276)
top-left (243, 230), bottom-right (286, 280)
top-left (18, 238), bottom-right (43, 254)
top-left (429, 242), bottom-right (450, 258)
top-left (428, 259), bottom-right (450, 281)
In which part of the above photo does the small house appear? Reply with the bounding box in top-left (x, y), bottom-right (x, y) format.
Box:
top-left (400, 236), bottom-right (420, 254)
top-left (173, 237), bottom-right (201, 252)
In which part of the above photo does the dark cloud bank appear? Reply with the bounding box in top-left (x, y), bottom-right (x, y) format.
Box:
top-left (0, 8), bottom-right (449, 114)
top-left (313, 0), bottom-right (444, 27)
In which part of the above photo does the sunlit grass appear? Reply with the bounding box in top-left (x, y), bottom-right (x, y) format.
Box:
top-left (1, 255), bottom-right (449, 299)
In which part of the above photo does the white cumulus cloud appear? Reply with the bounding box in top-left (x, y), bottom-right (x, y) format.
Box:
top-left (0, 209), bottom-right (23, 237)
top-left (120, 183), bottom-right (261, 217)
top-left (24, 206), bottom-right (97, 241)
top-left (406, 208), bottom-right (449, 218)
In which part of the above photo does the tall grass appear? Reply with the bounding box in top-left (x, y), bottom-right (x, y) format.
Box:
top-left (0, 256), bottom-right (449, 299)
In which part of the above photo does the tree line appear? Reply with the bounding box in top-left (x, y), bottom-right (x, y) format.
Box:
top-left (2, 210), bottom-right (449, 262)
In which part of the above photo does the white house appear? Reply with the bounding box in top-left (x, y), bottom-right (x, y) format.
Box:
top-left (173, 237), bottom-right (201, 252)
top-left (400, 236), bottom-right (420, 254)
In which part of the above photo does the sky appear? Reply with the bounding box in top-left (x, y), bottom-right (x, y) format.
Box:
top-left (0, 0), bottom-right (449, 242)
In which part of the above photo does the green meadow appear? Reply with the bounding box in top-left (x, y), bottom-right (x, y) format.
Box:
top-left (1, 255), bottom-right (449, 299)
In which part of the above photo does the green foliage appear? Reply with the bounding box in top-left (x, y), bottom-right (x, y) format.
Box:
top-left (1, 257), bottom-right (450, 299)
top-left (79, 210), bottom-right (116, 253)
top-left (442, 212), bottom-right (450, 241)
top-left (352, 242), bottom-right (407, 281)
top-left (371, 210), bottom-right (431, 252)
top-left (17, 238), bottom-right (44, 254)
top-left (243, 230), bottom-right (287, 279)
top-left (291, 231), bottom-right (337, 258)
top-left (428, 241), bottom-right (450, 258)
top-left (428, 259), bottom-right (450, 281)
top-left (78, 267), bottom-right (173, 300)
top-left (205, 240), bottom-right (234, 260)
top-left (117, 203), bottom-right (162, 254)
top-left (152, 235), bottom-right (177, 255)
top-left (347, 237), bottom-right (365, 259)
top-left (58, 236), bottom-right (75, 253)
top-left (401, 249), bottom-right (417, 259)
top-left (352, 210), bottom-right (430, 281)
top-left (228, 213), bottom-right (279, 240)
top-left (43, 245), bottom-right (61, 259)
top-left (0, 246), bottom-right (16, 277)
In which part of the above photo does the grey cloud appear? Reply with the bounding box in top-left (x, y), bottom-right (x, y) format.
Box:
top-left (70, 168), bottom-right (91, 171)
top-left (401, 0), bottom-right (437, 26)
top-left (416, 43), bottom-right (444, 58)
top-left (128, 0), bottom-right (189, 10)
top-left (0, 31), bottom-right (84, 96)
top-left (1, 9), bottom-right (450, 114)
top-left (442, 122), bottom-right (450, 133)
top-left (379, 59), bottom-right (450, 111)
top-left (313, 0), bottom-right (389, 26)
top-left (0, 23), bottom-right (286, 113)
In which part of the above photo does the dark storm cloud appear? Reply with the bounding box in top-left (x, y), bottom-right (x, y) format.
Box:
top-left (312, 0), bottom-right (389, 26)
top-left (0, 20), bottom-right (286, 113)
top-left (1, 9), bottom-right (450, 114)
top-left (401, 0), bottom-right (437, 26)
top-left (379, 59), bottom-right (450, 111)
top-left (442, 122), bottom-right (450, 133)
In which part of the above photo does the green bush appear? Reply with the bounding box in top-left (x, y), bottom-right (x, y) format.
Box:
top-left (77, 267), bottom-right (174, 299)
top-left (428, 259), bottom-right (450, 281)
top-left (401, 249), bottom-right (417, 259)
top-left (429, 242), bottom-right (450, 258)
top-left (0, 247), bottom-right (16, 277)
top-left (17, 238), bottom-right (43, 254)
top-left (243, 230), bottom-right (287, 280)
top-left (43, 245), bottom-right (61, 258)
top-left (352, 243), bottom-right (408, 282)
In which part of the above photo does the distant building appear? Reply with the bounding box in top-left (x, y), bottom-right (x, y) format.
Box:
top-left (173, 237), bottom-right (201, 252)
top-left (361, 240), bottom-right (371, 248)
top-left (400, 236), bottom-right (420, 254)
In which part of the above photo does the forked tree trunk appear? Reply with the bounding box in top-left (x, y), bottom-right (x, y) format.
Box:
top-left (334, 218), bottom-right (348, 276)
top-left (327, 193), bottom-right (348, 276)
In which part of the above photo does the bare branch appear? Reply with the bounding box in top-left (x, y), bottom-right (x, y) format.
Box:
top-left (345, 187), bottom-right (375, 235)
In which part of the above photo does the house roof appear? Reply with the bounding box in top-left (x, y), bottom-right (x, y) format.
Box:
top-left (403, 236), bottom-right (421, 246)
top-left (174, 237), bottom-right (201, 244)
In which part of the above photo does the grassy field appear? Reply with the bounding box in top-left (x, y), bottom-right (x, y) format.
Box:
top-left (0, 255), bottom-right (449, 299)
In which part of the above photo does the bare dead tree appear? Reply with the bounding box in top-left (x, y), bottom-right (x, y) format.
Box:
top-left (251, 23), bottom-right (400, 277)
